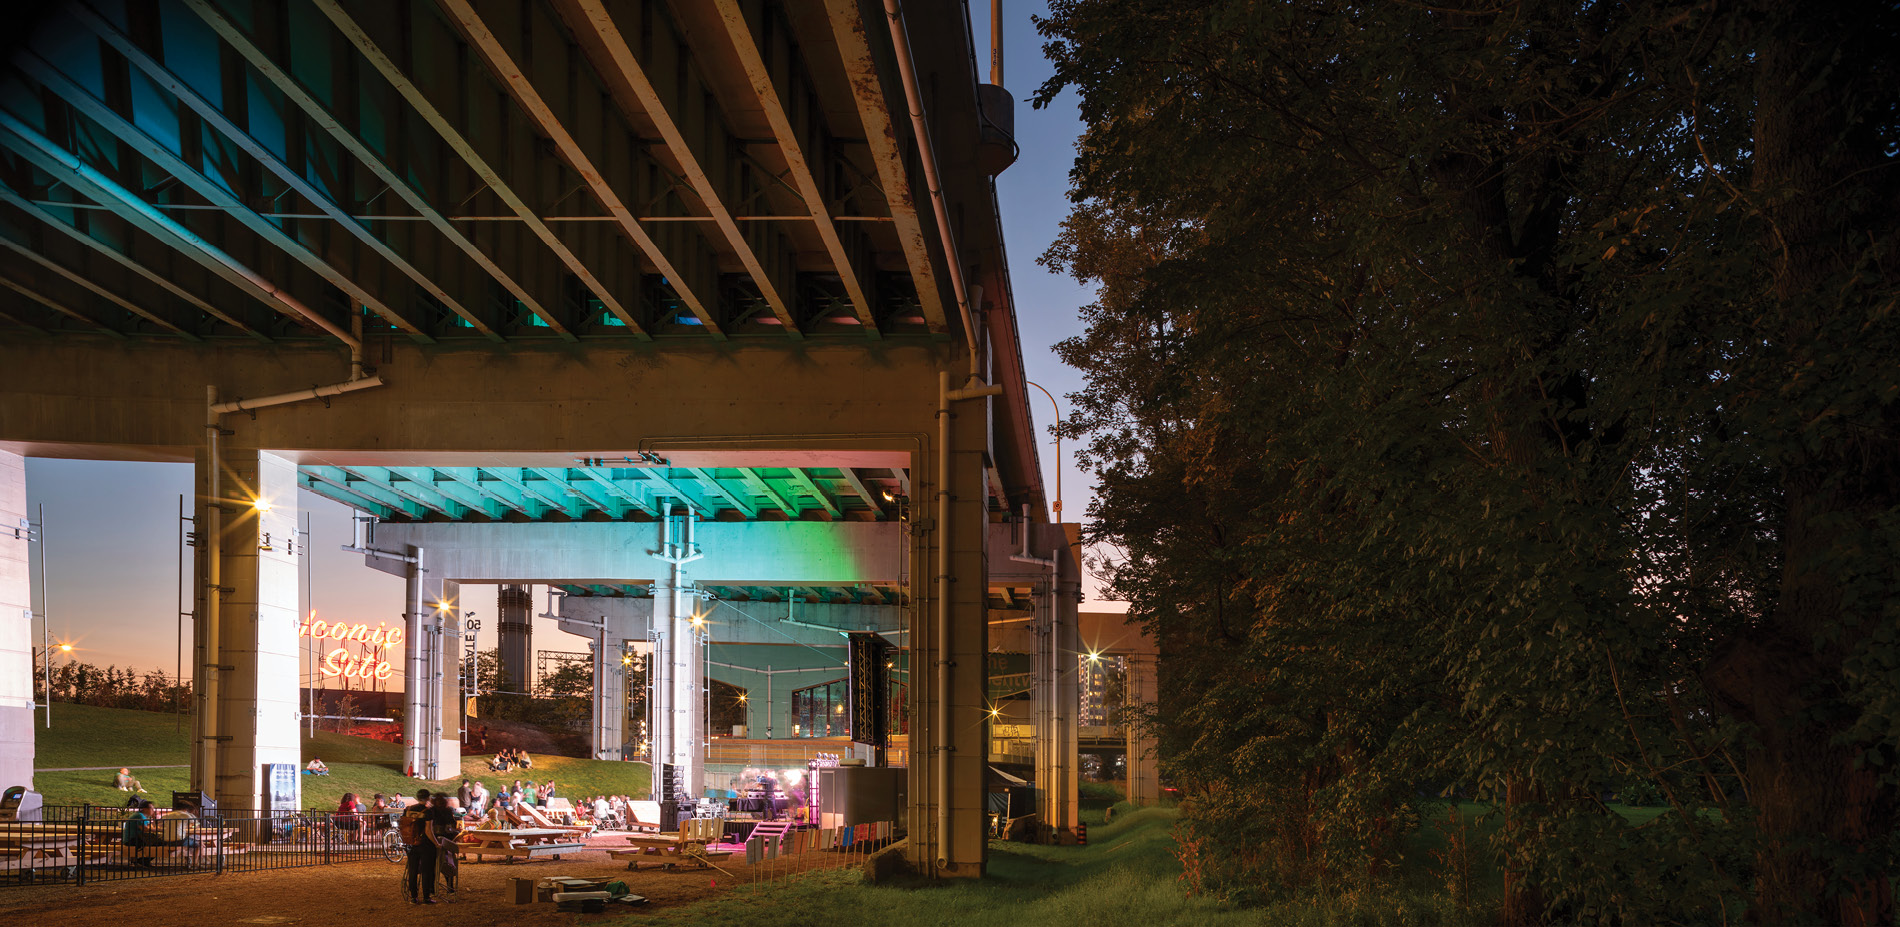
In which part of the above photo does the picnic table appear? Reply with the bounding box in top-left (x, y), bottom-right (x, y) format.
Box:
top-left (0, 831), bottom-right (80, 877)
top-left (460, 827), bottom-right (587, 863)
top-left (608, 819), bottom-right (733, 872)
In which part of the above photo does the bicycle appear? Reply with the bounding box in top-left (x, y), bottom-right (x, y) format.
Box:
top-left (381, 829), bottom-right (405, 863)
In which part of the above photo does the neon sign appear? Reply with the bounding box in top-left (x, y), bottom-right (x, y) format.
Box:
top-left (300, 617), bottom-right (402, 681)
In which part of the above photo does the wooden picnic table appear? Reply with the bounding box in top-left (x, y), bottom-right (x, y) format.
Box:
top-left (461, 827), bottom-right (587, 863)
top-left (0, 832), bottom-right (80, 877)
top-left (608, 822), bottom-right (733, 872)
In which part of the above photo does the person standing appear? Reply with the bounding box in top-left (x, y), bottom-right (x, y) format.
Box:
top-left (466, 781), bottom-right (488, 818)
top-left (400, 790), bottom-right (438, 905)
top-left (428, 794), bottom-right (459, 896)
top-left (456, 779), bottom-right (473, 811)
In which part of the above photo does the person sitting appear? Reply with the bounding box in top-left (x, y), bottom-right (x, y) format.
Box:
top-left (114, 767), bottom-right (147, 793)
top-left (517, 750), bottom-right (533, 770)
top-left (336, 792), bottom-right (366, 842)
top-left (305, 758), bottom-right (329, 775)
top-left (122, 799), bottom-right (196, 866)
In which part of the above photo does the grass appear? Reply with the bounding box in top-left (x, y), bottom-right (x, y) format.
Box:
top-left (31, 703), bottom-right (648, 810)
top-left (633, 806), bottom-right (1493, 927)
top-left (631, 798), bottom-right (1690, 927)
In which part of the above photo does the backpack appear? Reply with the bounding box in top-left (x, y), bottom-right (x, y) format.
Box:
top-left (400, 805), bottom-right (429, 846)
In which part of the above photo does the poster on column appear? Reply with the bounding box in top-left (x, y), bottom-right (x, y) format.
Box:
top-left (265, 763), bottom-right (299, 817)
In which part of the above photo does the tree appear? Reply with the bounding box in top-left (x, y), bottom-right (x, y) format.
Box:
top-left (1036, 1), bottom-right (1899, 922)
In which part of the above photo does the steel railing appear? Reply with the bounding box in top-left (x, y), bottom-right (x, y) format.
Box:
top-left (2, 806), bottom-right (398, 887)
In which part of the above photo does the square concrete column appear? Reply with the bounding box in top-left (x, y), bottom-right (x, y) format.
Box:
top-left (590, 631), bottom-right (625, 760)
top-left (0, 451), bottom-right (34, 791)
top-left (403, 562), bottom-right (462, 780)
top-left (201, 450), bottom-right (303, 810)
top-left (907, 371), bottom-right (993, 876)
top-left (1125, 653), bottom-right (1159, 805)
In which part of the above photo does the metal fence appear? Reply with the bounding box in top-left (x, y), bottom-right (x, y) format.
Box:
top-left (2, 806), bottom-right (399, 887)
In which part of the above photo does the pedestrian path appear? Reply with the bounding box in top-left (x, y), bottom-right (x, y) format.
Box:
top-left (34, 765), bottom-right (189, 771)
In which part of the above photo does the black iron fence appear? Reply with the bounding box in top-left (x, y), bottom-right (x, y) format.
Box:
top-left (1, 805), bottom-right (400, 886)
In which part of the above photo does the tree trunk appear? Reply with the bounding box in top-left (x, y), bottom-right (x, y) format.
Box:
top-left (1709, 3), bottom-right (1900, 922)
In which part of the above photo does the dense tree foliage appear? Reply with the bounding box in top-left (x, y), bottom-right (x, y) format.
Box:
top-left (1035, 1), bottom-right (1899, 922)
top-left (39, 660), bottom-right (190, 713)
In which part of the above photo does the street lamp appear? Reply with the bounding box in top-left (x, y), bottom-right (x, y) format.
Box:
top-left (1025, 380), bottom-right (1064, 519)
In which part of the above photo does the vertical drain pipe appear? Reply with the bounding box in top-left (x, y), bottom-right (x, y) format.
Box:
top-left (935, 370), bottom-right (952, 870)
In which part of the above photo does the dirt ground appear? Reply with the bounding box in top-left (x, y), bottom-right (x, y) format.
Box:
top-left (0, 831), bottom-right (867, 927)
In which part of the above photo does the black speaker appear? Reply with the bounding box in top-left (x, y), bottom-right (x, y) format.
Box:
top-left (658, 799), bottom-right (680, 831)
top-left (172, 790), bottom-right (216, 817)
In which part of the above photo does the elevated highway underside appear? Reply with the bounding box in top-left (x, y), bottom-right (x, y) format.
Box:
top-left (0, 0), bottom-right (1067, 876)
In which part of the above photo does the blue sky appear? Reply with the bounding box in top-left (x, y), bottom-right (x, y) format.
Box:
top-left (24, 1), bottom-right (1110, 681)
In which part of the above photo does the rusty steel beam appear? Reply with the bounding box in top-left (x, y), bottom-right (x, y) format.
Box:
top-left (72, 5), bottom-right (496, 342)
top-left (312, 0), bottom-right (642, 342)
top-left (0, 186), bottom-right (258, 339)
top-left (183, 0), bottom-right (562, 341)
top-left (0, 116), bottom-right (345, 341)
top-left (440, 0), bottom-right (736, 339)
top-left (18, 54), bottom-right (384, 345)
top-left (0, 267), bottom-right (126, 338)
top-left (553, 0), bottom-right (797, 337)
top-left (822, 0), bottom-right (947, 335)
top-left (715, 0), bottom-right (879, 336)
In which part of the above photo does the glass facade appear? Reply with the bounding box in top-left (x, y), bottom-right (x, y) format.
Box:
top-left (789, 678), bottom-right (909, 738)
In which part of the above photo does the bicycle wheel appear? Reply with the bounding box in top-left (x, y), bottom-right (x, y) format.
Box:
top-left (382, 830), bottom-right (406, 863)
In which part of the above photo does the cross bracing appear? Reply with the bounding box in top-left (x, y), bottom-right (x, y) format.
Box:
top-left (297, 463), bottom-right (913, 523)
top-left (0, 0), bottom-right (950, 342)
top-left (555, 581), bottom-right (906, 607)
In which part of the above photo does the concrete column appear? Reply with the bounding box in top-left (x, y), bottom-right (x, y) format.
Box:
top-left (434, 580), bottom-right (463, 778)
top-left (402, 558), bottom-right (460, 780)
top-left (555, 595), bottom-right (650, 760)
top-left (496, 584), bottom-right (533, 694)
top-left (0, 451), bottom-right (33, 791)
top-left (652, 510), bottom-right (705, 800)
top-left (1125, 653), bottom-right (1158, 805)
top-left (1055, 546), bottom-right (1082, 834)
top-left (403, 548), bottom-right (425, 776)
top-left (906, 368), bottom-right (993, 877)
top-left (208, 450), bottom-right (303, 810)
top-left (590, 631), bottom-right (625, 760)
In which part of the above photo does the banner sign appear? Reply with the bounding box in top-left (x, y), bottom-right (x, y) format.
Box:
top-left (846, 633), bottom-right (889, 760)
top-left (298, 616), bottom-right (401, 681)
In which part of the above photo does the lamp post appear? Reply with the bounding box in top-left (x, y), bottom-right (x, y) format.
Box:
top-left (1025, 381), bottom-right (1064, 520)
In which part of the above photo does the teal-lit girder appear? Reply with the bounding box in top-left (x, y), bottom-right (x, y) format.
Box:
top-left (554, 581), bottom-right (905, 606)
top-left (298, 463), bottom-right (902, 524)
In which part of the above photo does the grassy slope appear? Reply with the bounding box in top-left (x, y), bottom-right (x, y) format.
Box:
top-left (629, 806), bottom-right (1484, 927)
top-left (31, 704), bottom-right (648, 810)
top-left (637, 800), bottom-right (1674, 927)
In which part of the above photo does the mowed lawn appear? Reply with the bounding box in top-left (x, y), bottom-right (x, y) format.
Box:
top-left (628, 806), bottom-right (1401, 927)
top-left (31, 704), bottom-right (649, 809)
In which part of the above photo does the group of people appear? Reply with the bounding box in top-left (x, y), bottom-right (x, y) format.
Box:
top-left (486, 747), bottom-right (533, 771)
top-left (120, 799), bottom-right (200, 866)
top-left (574, 793), bottom-right (641, 830)
top-left (442, 777), bottom-right (566, 824)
